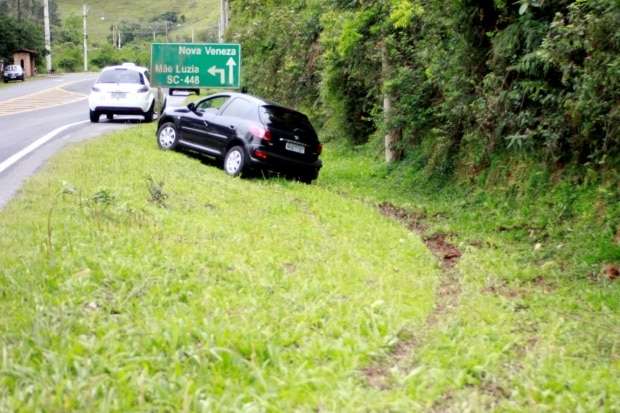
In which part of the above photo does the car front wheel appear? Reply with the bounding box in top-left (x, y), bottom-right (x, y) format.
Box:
top-left (157, 122), bottom-right (178, 150)
top-left (223, 146), bottom-right (247, 177)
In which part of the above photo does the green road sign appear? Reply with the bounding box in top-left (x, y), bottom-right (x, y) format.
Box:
top-left (150, 43), bottom-right (241, 89)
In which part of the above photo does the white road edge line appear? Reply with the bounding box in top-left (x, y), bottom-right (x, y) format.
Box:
top-left (0, 120), bottom-right (89, 175)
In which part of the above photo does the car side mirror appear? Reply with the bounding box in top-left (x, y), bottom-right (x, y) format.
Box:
top-left (187, 102), bottom-right (196, 112)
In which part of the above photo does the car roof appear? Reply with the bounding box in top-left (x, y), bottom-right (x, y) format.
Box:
top-left (212, 92), bottom-right (296, 111)
top-left (101, 63), bottom-right (148, 73)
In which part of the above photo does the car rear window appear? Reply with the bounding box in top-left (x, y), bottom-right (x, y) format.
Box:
top-left (221, 98), bottom-right (258, 121)
top-left (260, 106), bottom-right (316, 138)
top-left (97, 69), bottom-right (144, 84)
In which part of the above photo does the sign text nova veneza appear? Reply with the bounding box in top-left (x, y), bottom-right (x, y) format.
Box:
top-left (150, 43), bottom-right (241, 89)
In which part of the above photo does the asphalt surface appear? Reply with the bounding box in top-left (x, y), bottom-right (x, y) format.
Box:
top-left (0, 73), bottom-right (96, 101)
top-left (0, 73), bottom-right (180, 209)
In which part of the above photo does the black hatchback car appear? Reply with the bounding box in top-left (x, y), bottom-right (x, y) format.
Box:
top-left (156, 93), bottom-right (323, 182)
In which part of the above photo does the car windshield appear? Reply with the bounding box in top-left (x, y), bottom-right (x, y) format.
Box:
top-left (260, 106), bottom-right (316, 138)
top-left (97, 69), bottom-right (143, 84)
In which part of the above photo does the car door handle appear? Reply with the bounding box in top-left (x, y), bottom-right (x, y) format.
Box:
top-left (229, 125), bottom-right (235, 129)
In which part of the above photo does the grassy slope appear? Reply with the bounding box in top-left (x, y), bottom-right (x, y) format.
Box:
top-left (0, 125), bottom-right (438, 411)
top-left (320, 144), bottom-right (620, 410)
top-left (56, 0), bottom-right (219, 45)
top-left (0, 125), bottom-right (618, 410)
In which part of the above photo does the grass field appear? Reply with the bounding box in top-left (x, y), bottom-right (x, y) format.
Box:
top-left (57, 0), bottom-right (220, 45)
top-left (0, 125), bottom-right (618, 410)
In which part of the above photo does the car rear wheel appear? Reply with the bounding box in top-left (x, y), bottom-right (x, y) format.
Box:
top-left (298, 169), bottom-right (319, 184)
top-left (106, 114), bottom-right (113, 121)
top-left (224, 146), bottom-right (247, 177)
top-left (89, 110), bottom-right (100, 123)
top-left (157, 122), bottom-right (178, 150)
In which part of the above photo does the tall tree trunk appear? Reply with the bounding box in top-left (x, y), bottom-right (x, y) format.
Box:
top-left (383, 40), bottom-right (401, 163)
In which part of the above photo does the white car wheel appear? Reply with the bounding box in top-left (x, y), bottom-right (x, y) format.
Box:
top-left (224, 146), bottom-right (246, 176)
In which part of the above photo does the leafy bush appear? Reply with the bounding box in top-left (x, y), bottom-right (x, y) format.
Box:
top-left (54, 42), bottom-right (82, 72)
top-left (228, 0), bottom-right (619, 172)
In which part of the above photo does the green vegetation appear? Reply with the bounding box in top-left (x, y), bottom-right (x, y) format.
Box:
top-left (321, 143), bottom-right (620, 410)
top-left (0, 0), bottom-right (219, 72)
top-left (0, 14), bottom-right (45, 63)
top-left (56, 0), bottom-right (219, 45)
top-left (0, 126), bottom-right (439, 410)
top-left (230, 0), bottom-right (619, 165)
top-left (0, 126), bottom-right (618, 410)
top-left (50, 0), bottom-right (219, 71)
top-left (1, 0), bottom-right (618, 410)
top-left (229, 0), bottom-right (619, 278)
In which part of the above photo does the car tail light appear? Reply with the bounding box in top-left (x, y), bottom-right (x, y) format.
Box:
top-left (249, 124), bottom-right (272, 142)
top-left (253, 149), bottom-right (268, 160)
top-left (91, 86), bottom-right (101, 92)
top-left (317, 143), bottom-right (323, 155)
top-left (137, 86), bottom-right (149, 93)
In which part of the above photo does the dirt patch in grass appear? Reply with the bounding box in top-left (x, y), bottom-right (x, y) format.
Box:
top-left (364, 203), bottom-right (464, 389)
top-left (603, 264), bottom-right (620, 281)
top-left (424, 233), bottom-right (462, 269)
top-left (378, 201), bottom-right (427, 233)
top-left (378, 202), bottom-right (461, 268)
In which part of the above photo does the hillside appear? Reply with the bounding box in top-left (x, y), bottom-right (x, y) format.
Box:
top-left (56, 0), bottom-right (219, 45)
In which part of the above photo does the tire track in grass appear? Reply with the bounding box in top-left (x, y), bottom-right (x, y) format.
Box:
top-left (370, 203), bottom-right (543, 408)
top-left (362, 202), bottom-right (463, 390)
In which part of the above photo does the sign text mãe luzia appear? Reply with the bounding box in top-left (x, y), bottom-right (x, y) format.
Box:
top-left (150, 43), bottom-right (241, 89)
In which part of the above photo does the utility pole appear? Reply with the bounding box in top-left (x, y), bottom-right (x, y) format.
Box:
top-left (43, 0), bottom-right (52, 73)
top-left (118, 27), bottom-right (122, 48)
top-left (218, 0), bottom-right (229, 42)
top-left (191, 27), bottom-right (195, 43)
top-left (165, 21), bottom-right (169, 42)
top-left (82, 4), bottom-right (88, 72)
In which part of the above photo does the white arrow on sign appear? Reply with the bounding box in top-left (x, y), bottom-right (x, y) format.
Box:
top-left (208, 65), bottom-right (225, 84)
top-left (226, 57), bottom-right (236, 84)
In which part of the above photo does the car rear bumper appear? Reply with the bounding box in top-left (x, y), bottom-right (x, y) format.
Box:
top-left (247, 145), bottom-right (322, 174)
top-left (93, 106), bottom-right (146, 115)
top-left (89, 93), bottom-right (151, 112)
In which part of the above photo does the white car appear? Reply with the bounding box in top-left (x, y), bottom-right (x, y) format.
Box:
top-left (88, 63), bottom-right (165, 123)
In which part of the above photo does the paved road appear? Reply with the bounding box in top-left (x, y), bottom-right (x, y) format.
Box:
top-left (0, 73), bottom-right (182, 208)
top-left (0, 73), bottom-right (97, 101)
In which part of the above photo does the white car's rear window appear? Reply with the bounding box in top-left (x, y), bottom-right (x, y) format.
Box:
top-left (98, 69), bottom-right (144, 84)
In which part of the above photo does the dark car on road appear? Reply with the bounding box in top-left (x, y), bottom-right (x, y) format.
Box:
top-left (169, 88), bottom-right (200, 96)
top-left (156, 92), bottom-right (323, 183)
top-left (3, 65), bottom-right (25, 83)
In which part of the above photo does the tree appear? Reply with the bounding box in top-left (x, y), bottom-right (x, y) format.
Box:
top-left (0, 14), bottom-right (44, 61)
